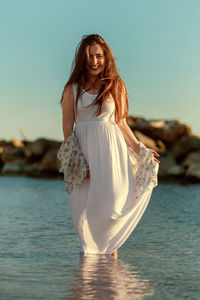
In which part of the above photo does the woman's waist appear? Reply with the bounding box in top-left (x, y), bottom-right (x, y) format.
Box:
top-left (75, 117), bottom-right (115, 125)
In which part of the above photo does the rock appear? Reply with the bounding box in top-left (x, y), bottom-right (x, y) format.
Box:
top-left (0, 138), bottom-right (62, 177)
top-left (1, 147), bottom-right (25, 163)
top-left (182, 151), bottom-right (200, 167)
top-left (186, 166), bottom-right (200, 180)
top-left (0, 140), bottom-right (13, 147)
top-left (158, 152), bottom-right (185, 177)
top-left (24, 139), bottom-right (49, 158)
top-left (2, 159), bottom-right (28, 174)
top-left (130, 118), bottom-right (192, 146)
top-left (156, 140), bottom-right (166, 150)
top-left (167, 165), bottom-right (185, 176)
top-left (150, 120), bottom-right (166, 128)
top-left (23, 162), bottom-right (41, 176)
top-left (24, 138), bottom-right (61, 158)
top-left (11, 138), bottom-right (24, 148)
top-left (171, 135), bottom-right (200, 162)
top-left (39, 148), bottom-right (60, 171)
top-left (134, 130), bottom-right (159, 150)
top-left (127, 116), bottom-right (140, 127)
top-left (181, 151), bottom-right (200, 180)
top-left (0, 147), bottom-right (4, 169)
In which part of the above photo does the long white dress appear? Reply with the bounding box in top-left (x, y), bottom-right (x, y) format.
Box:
top-left (66, 83), bottom-right (158, 254)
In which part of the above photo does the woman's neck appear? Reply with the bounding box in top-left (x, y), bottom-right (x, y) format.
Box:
top-left (84, 78), bottom-right (102, 92)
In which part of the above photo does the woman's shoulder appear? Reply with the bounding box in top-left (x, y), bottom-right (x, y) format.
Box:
top-left (64, 83), bottom-right (77, 95)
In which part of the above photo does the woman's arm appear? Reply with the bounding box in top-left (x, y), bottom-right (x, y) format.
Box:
top-left (117, 118), bottom-right (140, 155)
top-left (116, 84), bottom-right (140, 155)
top-left (61, 84), bottom-right (75, 141)
top-left (61, 84), bottom-right (91, 178)
top-left (117, 86), bottom-right (160, 162)
top-left (117, 118), bottom-right (160, 163)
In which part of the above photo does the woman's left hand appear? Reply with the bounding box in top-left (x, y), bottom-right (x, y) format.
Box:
top-left (86, 170), bottom-right (90, 179)
top-left (152, 151), bottom-right (160, 163)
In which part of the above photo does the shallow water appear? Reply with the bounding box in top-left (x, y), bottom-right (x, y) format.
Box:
top-left (0, 176), bottom-right (199, 299)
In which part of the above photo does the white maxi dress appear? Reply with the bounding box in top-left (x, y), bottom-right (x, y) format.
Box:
top-left (65, 83), bottom-right (158, 254)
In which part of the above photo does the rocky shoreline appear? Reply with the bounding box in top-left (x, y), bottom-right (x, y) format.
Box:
top-left (1, 117), bottom-right (200, 183)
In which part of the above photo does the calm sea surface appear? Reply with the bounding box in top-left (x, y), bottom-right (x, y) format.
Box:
top-left (0, 176), bottom-right (199, 300)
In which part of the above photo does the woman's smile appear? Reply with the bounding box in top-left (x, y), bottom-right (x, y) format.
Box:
top-left (86, 43), bottom-right (105, 76)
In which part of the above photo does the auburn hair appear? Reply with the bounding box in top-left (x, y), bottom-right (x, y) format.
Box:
top-left (60, 34), bottom-right (129, 123)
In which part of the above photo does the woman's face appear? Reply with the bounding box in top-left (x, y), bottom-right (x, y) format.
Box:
top-left (86, 43), bottom-right (105, 76)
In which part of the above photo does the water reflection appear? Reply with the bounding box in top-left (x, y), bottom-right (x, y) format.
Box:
top-left (67, 254), bottom-right (154, 299)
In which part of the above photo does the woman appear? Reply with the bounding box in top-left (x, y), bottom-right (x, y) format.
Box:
top-left (59, 34), bottom-right (159, 258)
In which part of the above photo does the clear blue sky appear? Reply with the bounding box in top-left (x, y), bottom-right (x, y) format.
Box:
top-left (0, 0), bottom-right (200, 141)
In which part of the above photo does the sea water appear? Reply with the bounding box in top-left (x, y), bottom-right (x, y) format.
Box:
top-left (0, 176), bottom-right (199, 299)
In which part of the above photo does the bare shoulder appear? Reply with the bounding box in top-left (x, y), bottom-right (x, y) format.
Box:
top-left (62, 84), bottom-right (74, 105)
top-left (63, 84), bottom-right (73, 97)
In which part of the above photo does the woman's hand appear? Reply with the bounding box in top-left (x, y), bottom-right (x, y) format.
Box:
top-left (136, 145), bottom-right (160, 163)
top-left (135, 145), bottom-right (160, 164)
top-left (86, 170), bottom-right (90, 179)
top-left (152, 151), bottom-right (160, 163)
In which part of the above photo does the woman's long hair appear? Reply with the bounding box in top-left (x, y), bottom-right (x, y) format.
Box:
top-left (60, 34), bottom-right (129, 123)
